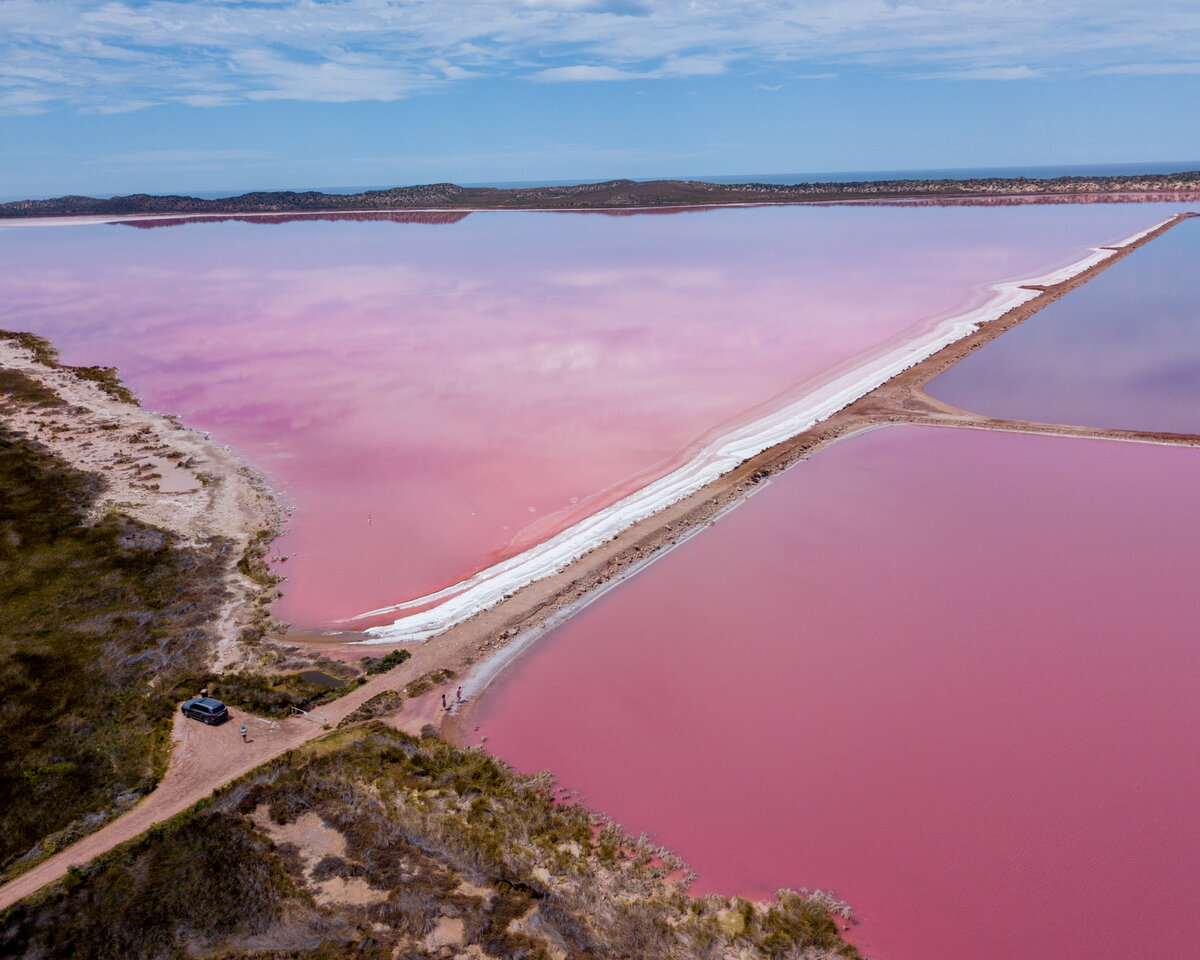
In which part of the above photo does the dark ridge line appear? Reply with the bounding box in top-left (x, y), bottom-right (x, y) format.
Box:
top-left (4, 173), bottom-right (1200, 219)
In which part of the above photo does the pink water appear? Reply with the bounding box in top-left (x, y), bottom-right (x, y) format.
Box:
top-left (472, 426), bottom-right (1200, 960)
top-left (0, 204), bottom-right (1188, 628)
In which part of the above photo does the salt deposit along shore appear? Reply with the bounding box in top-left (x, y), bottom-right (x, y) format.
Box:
top-left (352, 214), bottom-right (1183, 646)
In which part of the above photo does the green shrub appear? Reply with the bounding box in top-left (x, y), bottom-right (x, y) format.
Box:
top-left (363, 649), bottom-right (411, 675)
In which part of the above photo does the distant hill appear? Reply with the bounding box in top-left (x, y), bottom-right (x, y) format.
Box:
top-left (4, 173), bottom-right (1200, 219)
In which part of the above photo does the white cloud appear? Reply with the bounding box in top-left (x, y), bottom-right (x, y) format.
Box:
top-left (533, 55), bottom-right (724, 81)
top-left (0, 1), bottom-right (1197, 113)
top-left (1090, 62), bottom-right (1200, 75)
top-left (534, 64), bottom-right (640, 81)
top-left (912, 65), bottom-right (1043, 81)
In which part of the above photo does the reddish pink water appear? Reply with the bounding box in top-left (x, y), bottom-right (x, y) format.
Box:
top-left (0, 204), bottom-right (1187, 628)
top-left (472, 426), bottom-right (1200, 960)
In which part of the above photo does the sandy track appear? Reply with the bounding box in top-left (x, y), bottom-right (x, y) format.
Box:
top-left (0, 641), bottom-right (461, 912)
top-left (1, 210), bottom-right (1195, 913)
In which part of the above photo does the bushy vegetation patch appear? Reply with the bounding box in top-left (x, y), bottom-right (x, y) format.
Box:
top-left (0, 423), bottom-right (231, 877)
top-left (362, 649), bottom-right (410, 675)
top-left (0, 808), bottom-right (328, 960)
top-left (0, 330), bottom-right (138, 405)
top-left (2, 726), bottom-right (857, 959)
top-left (237, 528), bottom-right (280, 590)
top-left (336, 691), bottom-right (404, 729)
top-left (0, 369), bottom-right (66, 409)
top-left (403, 667), bottom-right (456, 699)
top-left (0, 331), bottom-right (58, 367)
top-left (172, 671), bottom-right (335, 719)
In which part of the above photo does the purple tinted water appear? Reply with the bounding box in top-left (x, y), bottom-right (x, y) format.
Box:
top-left (473, 425), bottom-right (1200, 960)
top-left (928, 215), bottom-right (1200, 434)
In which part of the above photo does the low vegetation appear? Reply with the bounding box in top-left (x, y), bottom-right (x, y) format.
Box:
top-left (0, 330), bottom-right (138, 405)
top-left (175, 671), bottom-right (340, 718)
top-left (363, 648), bottom-right (411, 675)
top-left (1, 725), bottom-right (858, 959)
top-left (404, 667), bottom-right (456, 699)
top-left (0, 420), bottom-right (231, 878)
top-left (336, 690), bottom-right (404, 728)
top-left (0, 369), bottom-right (66, 409)
top-left (236, 527), bottom-right (284, 642)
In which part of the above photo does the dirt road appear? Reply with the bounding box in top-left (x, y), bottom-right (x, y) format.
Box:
top-left (0, 650), bottom-right (448, 912)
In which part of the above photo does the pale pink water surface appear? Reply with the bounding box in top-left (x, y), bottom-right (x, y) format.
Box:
top-left (471, 426), bottom-right (1200, 960)
top-left (0, 204), bottom-right (1187, 628)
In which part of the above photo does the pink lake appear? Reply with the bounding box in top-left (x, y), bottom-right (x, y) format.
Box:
top-left (0, 203), bottom-right (1188, 630)
top-left (471, 425), bottom-right (1200, 960)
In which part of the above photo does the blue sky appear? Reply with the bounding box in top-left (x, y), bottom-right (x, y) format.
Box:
top-left (1, 0), bottom-right (1198, 197)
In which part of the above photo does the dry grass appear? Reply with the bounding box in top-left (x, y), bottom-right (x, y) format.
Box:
top-left (336, 691), bottom-right (404, 729)
top-left (2, 725), bottom-right (858, 959)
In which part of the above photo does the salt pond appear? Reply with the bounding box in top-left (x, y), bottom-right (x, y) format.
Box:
top-left (0, 203), bottom-right (1187, 631)
top-left (471, 425), bottom-right (1200, 960)
top-left (929, 215), bottom-right (1200, 434)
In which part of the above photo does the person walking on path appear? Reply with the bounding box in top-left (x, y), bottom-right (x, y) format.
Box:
top-left (456, 686), bottom-right (463, 703)
top-left (441, 693), bottom-right (447, 710)
top-left (240, 725), bottom-right (248, 743)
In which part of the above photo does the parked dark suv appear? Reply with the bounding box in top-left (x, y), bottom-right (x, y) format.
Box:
top-left (181, 696), bottom-right (230, 725)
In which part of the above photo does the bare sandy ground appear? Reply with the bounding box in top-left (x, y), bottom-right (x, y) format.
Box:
top-left (0, 210), bottom-right (1195, 913)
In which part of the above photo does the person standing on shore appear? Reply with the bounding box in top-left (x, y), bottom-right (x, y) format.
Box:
top-left (456, 686), bottom-right (463, 703)
top-left (240, 725), bottom-right (247, 743)
top-left (441, 693), bottom-right (447, 710)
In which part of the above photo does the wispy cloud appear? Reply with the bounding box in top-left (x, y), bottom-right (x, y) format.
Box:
top-left (912, 65), bottom-right (1043, 81)
top-left (1090, 62), bottom-right (1200, 75)
top-left (533, 55), bottom-right (724, 82)
top-left (1, 1), bottom-right (1197, 114)
top-left (533, 64), bottom-right (641, 82)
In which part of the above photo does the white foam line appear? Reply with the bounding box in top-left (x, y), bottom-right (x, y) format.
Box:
top-left (349, 224), bottom-right (1162, 645)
